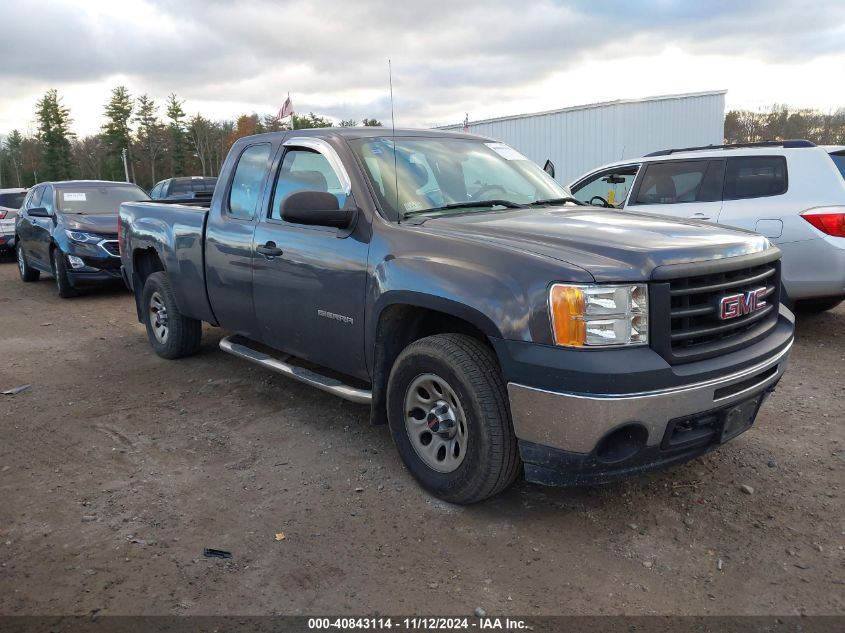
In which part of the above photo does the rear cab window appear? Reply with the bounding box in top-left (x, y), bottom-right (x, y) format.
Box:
top-left (723, 156), bottom-right (787, 200)
top-left (227, 144), bottom-right (272, 220)
top-left (169, 180), bottom-right (193, 197)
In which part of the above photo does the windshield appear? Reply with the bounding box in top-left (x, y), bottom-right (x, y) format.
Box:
top-left (349, 137), bottom-right (568, 219)
top-left (56, 185), bottom-right (149, 214)
top-left (0, 192), bottom-right (26, 208)
top-left (830, 152), bottom-right (845, 181)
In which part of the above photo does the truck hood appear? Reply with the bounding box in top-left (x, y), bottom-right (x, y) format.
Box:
top-left (418, 207), bottom-right (773, 281)
top-left (61, 213), bottom-right (119, 235)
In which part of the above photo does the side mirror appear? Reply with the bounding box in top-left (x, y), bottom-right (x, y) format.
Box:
top-left (543, 159), bottom-right (555, 179)
top-left (282, 191), bottom-right (355, 229)
top-left (28, 207), bottom-right (50, 218)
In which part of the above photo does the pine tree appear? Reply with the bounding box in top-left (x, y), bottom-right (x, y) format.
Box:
top-left (35, 89), bottom-right (74, 181)
top-left (291, 112), bottom-right (333, 129)
top-left (4, 130), bottom-right (24, 187)
top-left (166, 93), bottom-right (187, 177)
top-left (134, 94), bottom-right (165, 188)
top-left (102, 86), bottom-right (134, 181)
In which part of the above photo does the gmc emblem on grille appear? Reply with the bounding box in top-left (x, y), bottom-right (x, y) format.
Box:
top-left (718, 287), bottom-right (768, 320)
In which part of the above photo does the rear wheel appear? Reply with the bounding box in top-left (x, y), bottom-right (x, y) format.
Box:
top-left (51, 249), bottom-right (77, 298)
top-left (795, 297), bottom-right (843, 313)
top-left (386, 333), bottom-right (520, 504)
top-left (141, 271), bottom-right (202, 359)
top-left (16, 242), bottom-right (40, 282)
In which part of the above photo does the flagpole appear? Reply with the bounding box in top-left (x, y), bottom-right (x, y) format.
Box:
top-left (289, 92), bottom-right (295, 130)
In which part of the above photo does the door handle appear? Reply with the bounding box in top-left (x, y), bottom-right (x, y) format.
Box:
top-left (257, 242), bottom-right (283, 257)
top-left (689, 212), bottom-right (710, 220)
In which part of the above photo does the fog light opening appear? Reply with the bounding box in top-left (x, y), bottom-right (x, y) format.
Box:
top-left (595, 424), bottom-right (648, 464)
top-left (67, 255), bottom-right (86, 270)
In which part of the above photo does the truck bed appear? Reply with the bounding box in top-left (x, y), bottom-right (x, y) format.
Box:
top-left (119, 200), bottom-right (216, 324)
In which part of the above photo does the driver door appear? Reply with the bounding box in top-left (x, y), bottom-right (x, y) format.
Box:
top-left (251, 139), bottom-right (370, 380)
top-left (571, 165), bottom-right (640, 208)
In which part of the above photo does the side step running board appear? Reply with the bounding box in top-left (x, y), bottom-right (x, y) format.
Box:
top-left (219, 335), bottom-right (372, 405)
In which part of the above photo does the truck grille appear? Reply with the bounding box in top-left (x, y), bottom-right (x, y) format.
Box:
top-left (651, 259), bottom-right (781, 364)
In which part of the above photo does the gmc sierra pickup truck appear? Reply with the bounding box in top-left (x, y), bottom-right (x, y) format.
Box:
top-left (119, 128), bottom-right (794, 504)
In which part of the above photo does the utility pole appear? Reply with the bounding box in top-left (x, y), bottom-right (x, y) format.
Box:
top-left (121, 148), bottom-right (130, 182)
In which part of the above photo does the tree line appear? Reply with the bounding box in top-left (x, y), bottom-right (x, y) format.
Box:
top-left (3, 91), bottom-right (843, 191)
top-left (0, 86), bottom-right (383, 190)
top-left (724, 104), bottom-right (845, 145)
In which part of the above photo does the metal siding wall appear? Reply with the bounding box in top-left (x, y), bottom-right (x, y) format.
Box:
top-left (453, 93), bottom-right (725, 185)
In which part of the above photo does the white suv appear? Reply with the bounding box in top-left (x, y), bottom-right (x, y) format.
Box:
top-left (569, 141), bottom-right (845, 312)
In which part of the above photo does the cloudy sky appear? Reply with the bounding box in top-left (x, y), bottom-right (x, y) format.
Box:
top-left (1, 0), bottom-right (844, 137)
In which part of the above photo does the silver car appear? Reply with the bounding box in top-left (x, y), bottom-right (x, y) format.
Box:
top-left (569, 141), bottom-right (845, 312)
top-left (0, 188), bottom-right (27, 252)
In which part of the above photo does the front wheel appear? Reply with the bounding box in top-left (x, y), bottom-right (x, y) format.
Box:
top-left (16, 243), bottom-right (40, 282)
top-left (141, 271), bottom-right (202, 359)
top-left (51, 249), bottom-right (77, 298)
top-left (386, 334), bottom-right (520, 504)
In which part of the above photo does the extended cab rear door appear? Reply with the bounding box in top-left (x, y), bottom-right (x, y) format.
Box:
top-left (626, 159), bottom-right (724, 222)
top-left (251, 137), bottom-right (369, 380)
top-left (205, 142), bottom-right (275, 335)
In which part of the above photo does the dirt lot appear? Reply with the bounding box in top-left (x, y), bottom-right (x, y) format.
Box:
top-left (0, 254), bottom-right (842, 617)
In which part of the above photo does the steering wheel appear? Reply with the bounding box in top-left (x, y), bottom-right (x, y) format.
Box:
top-left (472, 184), bottom-right (507, 200)
top-left (590, 195), bottom-right (613, 208)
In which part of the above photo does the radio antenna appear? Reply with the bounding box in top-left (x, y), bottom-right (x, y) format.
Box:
top-left (389, 59), bottom-right (400, 223)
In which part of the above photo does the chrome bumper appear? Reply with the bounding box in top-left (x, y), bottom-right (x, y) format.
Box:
top-left (507, 339), bottom-right (793, 454)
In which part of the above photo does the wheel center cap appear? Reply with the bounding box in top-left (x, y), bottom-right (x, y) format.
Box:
top-left (426, 401), bottom-right (457, 439)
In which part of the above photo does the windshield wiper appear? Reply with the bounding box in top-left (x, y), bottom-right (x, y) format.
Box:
top-left (528, 196), bottom-right (587, 207)
top-left (402, 199), bottom-right (526, 219)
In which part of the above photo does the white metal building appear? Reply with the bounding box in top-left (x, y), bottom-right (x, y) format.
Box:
top-left (439, 90), bottom-right (726, 185)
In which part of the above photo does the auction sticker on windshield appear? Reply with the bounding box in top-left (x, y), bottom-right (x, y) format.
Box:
top-left (63, 192), bottom-right (87, 201)
top-left (485, 142), bottom-right (527, 161)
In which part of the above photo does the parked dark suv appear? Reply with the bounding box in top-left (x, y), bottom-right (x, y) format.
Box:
top-left (149, 176), bottom-right (217, 200)
top-left (15, 180), bottom-right (149, 297)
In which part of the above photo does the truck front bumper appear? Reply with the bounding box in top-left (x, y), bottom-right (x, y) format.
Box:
top-left (495, 308), bottom-right (794, 486)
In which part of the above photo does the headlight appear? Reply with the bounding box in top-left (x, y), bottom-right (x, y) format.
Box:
top-left (65, 230), bottom-right (102, 244)
top-left (549, 283), bottom-right (648, 347)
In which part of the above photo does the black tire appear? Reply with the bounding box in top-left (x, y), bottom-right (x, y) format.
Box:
top-left (386, 333), bottom-right (520, 504)
top-left (795, 297), bottom-right (844, 313)
top-left (50, 249), bottom-right (77, 298)
top-left (141, 271), bottom-right (202, 359)
top-left (16, 242), bottom-right (40, 282)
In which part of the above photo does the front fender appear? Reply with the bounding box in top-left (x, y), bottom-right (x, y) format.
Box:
top-left (367, 251), bottom-right (539, 352)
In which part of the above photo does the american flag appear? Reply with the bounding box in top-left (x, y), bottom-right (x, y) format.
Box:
top-left (276, 95), bottom-right (294, 121)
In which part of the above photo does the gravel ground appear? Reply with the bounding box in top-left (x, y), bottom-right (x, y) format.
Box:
top-left (0, 255), bottom-right (842, 616)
